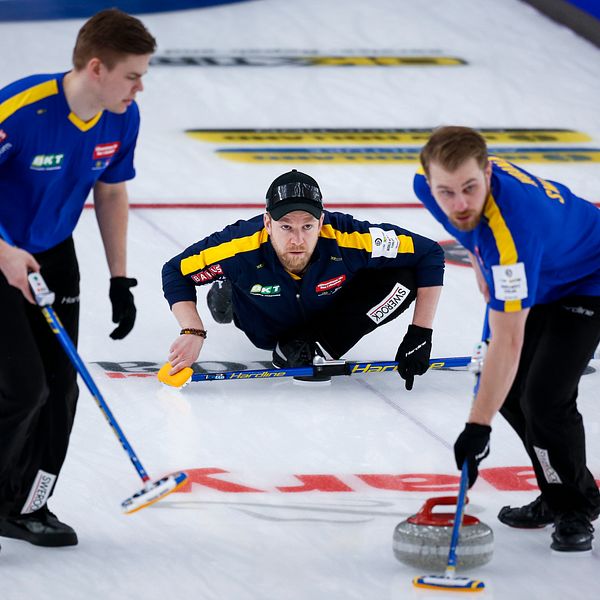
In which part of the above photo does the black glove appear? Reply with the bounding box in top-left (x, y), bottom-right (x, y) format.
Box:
top-left (109, 277), bottom-right (137, 340)
top-left (395, 324), bottom-right (433, 390)
top-left (454, 423), bottom-right (491, 487)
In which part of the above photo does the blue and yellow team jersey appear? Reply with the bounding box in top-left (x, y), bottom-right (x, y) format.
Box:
top-left (414, 157), bottom-right (600, 312)
top-left (0, 72), bottom-right (140, 253)
top-left (162, 211), bottom-right (444, 349)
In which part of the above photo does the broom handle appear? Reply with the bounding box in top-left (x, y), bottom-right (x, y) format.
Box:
top-left (445, 308), bottom-right (490, 577)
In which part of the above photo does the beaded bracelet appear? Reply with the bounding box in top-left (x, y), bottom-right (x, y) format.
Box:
top-left (180, 328), bottom-right (207, 338)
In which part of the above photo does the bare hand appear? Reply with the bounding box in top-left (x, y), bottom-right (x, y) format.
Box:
top-left (0, 243), bottom-right (40, 304)
top-left (168, 334), bottom-right (204, 375)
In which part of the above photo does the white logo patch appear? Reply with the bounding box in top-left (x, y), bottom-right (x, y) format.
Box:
top-left (21, 469), bottom-right (57, 514)
top-left (369, 227), bottom-right (400, 258)
top-left (533, 446), bottom-right (562, 484)
top-left (491, 262), bottom-right (528, 301)
top-left (367, 282), bottom-right (410, 324)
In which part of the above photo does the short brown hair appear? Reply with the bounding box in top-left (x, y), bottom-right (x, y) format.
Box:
top-left (72, 8), bottom-right (157, 71)
top-left (420, 126), bottom-right (488, 178)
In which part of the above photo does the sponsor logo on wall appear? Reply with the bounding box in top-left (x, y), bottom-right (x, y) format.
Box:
top-left (215, 147), bottom-right (600, 163)
top-left (186, 128), bottom-right (592, 144)
top-left (151, 49), bottom-right (467, 67)
top-left (185, 128), bottom-right (598, 165)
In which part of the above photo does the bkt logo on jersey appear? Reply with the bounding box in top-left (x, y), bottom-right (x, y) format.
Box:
top-left (30, 154), bottom-right (65, 171)
top-left (250, 284), bottom-right (281, 296)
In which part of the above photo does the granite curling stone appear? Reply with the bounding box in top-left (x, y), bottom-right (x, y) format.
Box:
top-left (393, 495), bottom-right (493, 570)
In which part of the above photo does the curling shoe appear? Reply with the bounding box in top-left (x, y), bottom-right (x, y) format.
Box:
top-left (551, 512), bottom-right (594, 552)
top-left (273, 338), bottom-right (331, 382)
top-left (497, 495), bottom-right (555, 529)
top-left (0, 506), bottom-right (78, 547)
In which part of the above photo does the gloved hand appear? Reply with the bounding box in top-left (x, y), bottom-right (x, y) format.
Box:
top-left (109, 277), bottom-right (137, 339)
top-left (454, 423), bottom-right (491, 487)
top-left (395, 324), bottom-right (433, 390)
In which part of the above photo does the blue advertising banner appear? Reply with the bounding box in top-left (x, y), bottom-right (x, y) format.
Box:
top-left (0, 0), bottom-right (250, 21)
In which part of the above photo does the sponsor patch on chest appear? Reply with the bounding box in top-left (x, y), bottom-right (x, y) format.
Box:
top-left (315, 274), bottom-right (346, 294)
top-left (250, 284), bottom-right (281, 296)
top-left (366, 282), bottom-right (410, 324)
top-left (30, 153), bottom-right (64, 170)
top-left (93, 142), bottom-right (121, 159)
top-left (491, 262), bottom-right (528, 301)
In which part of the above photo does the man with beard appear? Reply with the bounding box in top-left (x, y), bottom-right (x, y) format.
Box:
top-left (161, 169), bottom-right (444, 388)
top-left (414, 125), bottom-right (600, 552)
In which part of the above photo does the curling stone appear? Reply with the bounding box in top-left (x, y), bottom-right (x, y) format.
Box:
top-left (393, 496), bottom-right (493, 570)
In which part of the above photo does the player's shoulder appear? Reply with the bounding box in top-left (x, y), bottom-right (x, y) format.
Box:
top-left (412, 167), bottom-right (433, 198)
top-left (0, 73), bottom-right (62, 102)
top-left (323, 210), bottom-right (372, 234)
top-left (216, 214), bottom-right (265, 241)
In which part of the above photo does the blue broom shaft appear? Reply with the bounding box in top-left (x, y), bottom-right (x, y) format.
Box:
top-left (447, 309), bottom-right (491, 571)
top-left (0, 221), bottom-right (150, 483)
top-left (446, 461), bottom-right (470, 571)
top-left (191, 356), bottom-right (471, 381)
top-left (42, 307), bottom-right (150, 482)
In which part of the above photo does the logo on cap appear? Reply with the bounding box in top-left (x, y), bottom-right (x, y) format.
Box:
top-left (266, 169), bottom-right (323, 220)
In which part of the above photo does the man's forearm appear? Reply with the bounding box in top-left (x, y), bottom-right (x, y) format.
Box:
top-left (468, 308), bottom-right (528, 425)
top-left (468, 338), bottom-right (521, 424)
top-left (412, 285), bottom-right (442, 329)
top-left (94, 181), bottom-right (129, 277)
top-left (171, 300), bottom-right (205, 330)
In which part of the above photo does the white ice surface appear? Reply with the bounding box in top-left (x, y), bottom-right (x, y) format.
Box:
top-left (1, 1), bottom-right (600, 599)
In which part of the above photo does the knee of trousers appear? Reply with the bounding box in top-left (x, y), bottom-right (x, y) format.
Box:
top-left (520, 386), bottom-right (582, 427)
top-left (1, 366), bottom-right (50, 414)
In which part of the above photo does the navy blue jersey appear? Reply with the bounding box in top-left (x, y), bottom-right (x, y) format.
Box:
top-left (414, 157), bottom-right (600, 312)
top-left (162, 211), bottom-right (444, 349)
top-left (0, 72), bottom-right (139, 253)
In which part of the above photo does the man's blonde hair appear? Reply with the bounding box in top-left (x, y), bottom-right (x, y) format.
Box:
top-left (420, 126), bottom-right (488, 178)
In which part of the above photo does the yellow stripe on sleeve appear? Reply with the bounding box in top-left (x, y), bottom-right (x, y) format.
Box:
top-left (483, 194), bottom-right (522, 312)
top-left (0, 79), bottom-right (59, 124)
top-left (180, 228), bottom-right (269, 275)
top-left (320, 224), bottom-right (414, 254)
top-left (319, 224), bottom-right (372, 250)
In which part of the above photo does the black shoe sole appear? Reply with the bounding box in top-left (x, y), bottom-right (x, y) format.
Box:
top-left (0, 523), bottom-right (78, 547)
top-left (551, 540), bottom-right (593, 552)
